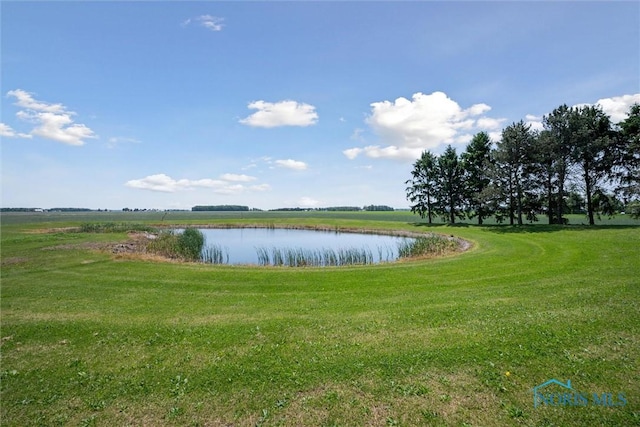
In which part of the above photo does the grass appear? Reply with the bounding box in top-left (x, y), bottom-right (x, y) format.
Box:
top-left (1, 211), bottom-right (639, 426)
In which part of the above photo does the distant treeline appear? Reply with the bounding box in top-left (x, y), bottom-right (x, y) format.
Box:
top-left (363, 205), bottom-right (395, 211)
top-left (0, 207), bottom-right (93, 212)
top-left (192, 205), bottom-right (250, 211)
top-left (269, 205), bottom-right (395, 212)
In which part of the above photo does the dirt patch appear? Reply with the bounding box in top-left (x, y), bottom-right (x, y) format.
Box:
top-left (38, 232), bottom-right (155, 255)
top-left (42, 242), bottom-right (109, 251)
top-left (1, 257), bottom-right (30, 266)
top-left (25, 227), bottom-right (80, 234)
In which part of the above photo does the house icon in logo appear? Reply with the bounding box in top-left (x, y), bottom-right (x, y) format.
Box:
top-left (533, 379), bottom-right (573, 408)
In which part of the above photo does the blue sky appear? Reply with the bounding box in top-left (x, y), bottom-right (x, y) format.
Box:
top-left (1, 1), bottom-right (639, 210)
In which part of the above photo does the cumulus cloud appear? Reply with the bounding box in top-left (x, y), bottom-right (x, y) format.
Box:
top-left (7, 89), bottom-right (65, 113)
top-left (345, 91), bottom-right (504, 161)
top-left (125, 173), bottom-right (269, 194)
top-left (526, 93), bottom-right (640, 132)
top-left (240, 100), bottom-right (318, 128)
top-left (275, 159), bottom-right (308, 170)
top-left (342, 147), bottom-right (363, 160)
top-left (592, 93), bottom-right (640, 124)
top-left (220, 173), bottom-right (257, 182)
top-left (6, 89), bottom-right (97, 146)
top-left (525, 114), bottom-right (544, 132)
top-left (182, 15), bottom-right (224, 31)
top-left (0, 122), bottom-right (31, 139)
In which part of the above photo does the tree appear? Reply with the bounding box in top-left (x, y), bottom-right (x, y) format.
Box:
top-left (617, 104), bottom-right (640, 202)
top-left (530, 130), bottom-right (560, 224)
top-left (405, 150), bottom-right (439, 223)
top-left (543, 105), bottom-right (573, 224)
top-left (436, 145), bottom-right (465, 224)
top-left (494, 121), bottom-right (535, 225)
top-left (461, 132), bottom-right (493, 224)
top-left (568, 105), bottom-right (614, 225)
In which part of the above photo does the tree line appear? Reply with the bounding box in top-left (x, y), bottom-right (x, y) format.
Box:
top-left (406, 103), bottom-right (640, 225)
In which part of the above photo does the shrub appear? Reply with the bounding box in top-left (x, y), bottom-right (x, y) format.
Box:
top-left (146, 228), bottom-right (205, 261)
top-left (177, 228), bottom-right (205, 261)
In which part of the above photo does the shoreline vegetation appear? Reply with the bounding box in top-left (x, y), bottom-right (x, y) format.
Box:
top-left (73, 222), bottom-right (470, 266)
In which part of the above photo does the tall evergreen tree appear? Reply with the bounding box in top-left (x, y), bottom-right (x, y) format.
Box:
top-left (617, 104), bottom-right (640, 202)
top-left (543, 105), bottom-right (573, 224)
top-left (494, 121), bottom-right (535, 225)
top-left (568, 105), bottom-right (614, 225)
top-left (461, 132), bottom-right (493, 224)
top-left (436, 145), bottom-right (465, 224)
top-left (405, 150), bottom-right (439, 223)
top-left (530, 130), bottom-right (559, 224)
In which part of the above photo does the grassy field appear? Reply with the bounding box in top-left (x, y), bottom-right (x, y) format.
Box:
top-left (1, 211), bottom-right (639, 426)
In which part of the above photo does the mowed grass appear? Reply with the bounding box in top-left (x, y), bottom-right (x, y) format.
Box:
top-left (1, 212), bottom-right (639, 426)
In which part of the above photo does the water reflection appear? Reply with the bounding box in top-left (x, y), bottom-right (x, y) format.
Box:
top-left (197, 228), bottom-right (414, 266)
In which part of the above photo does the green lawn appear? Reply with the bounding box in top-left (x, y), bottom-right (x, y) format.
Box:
top-left (1, 212), bottom-right (638, 426)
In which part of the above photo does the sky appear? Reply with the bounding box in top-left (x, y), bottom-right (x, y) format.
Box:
top-left (1, 1), bottom-right (639, 211)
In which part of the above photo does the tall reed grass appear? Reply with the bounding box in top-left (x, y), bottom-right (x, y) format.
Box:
top-left (255, 246), bottom-right (380, 267)
top-left (202, 245), bottom-right (229, 264)
top-left (397, 235), bottom-right (459, 258)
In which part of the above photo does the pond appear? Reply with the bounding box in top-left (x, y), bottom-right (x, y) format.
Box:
top-left (194, 227), bottom-right (415, 266)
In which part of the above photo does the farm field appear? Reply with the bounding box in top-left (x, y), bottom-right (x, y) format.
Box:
top-left (1, 211), bottom-right (639, 426)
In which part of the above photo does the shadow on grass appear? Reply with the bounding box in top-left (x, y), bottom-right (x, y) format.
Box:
top-left (408, 221), bottom-right (640, 234)
top-left (482, 223), bottom-right (640, 234)
top-left (409, 222), bottom-right (470, 229)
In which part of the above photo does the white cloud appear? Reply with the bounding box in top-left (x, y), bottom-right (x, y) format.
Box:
top-left (182, 15), bottom-right (224, 31)
top-left (6, 89), bottom-right (97, 146)
top-left (250, 183), bottom-right (272, 192)
top-left (240, 100), bottom-right (318, 128)
top-left (275, 159), bottom-right (308, 170)
top-left (476, 117), bottom-right (505, 130)
top-left (32, 113), bottom-right (94, 146)
top-left (343, 147), bottom-right (363, 160)
top-left (6, 89), bottom-right (65, 113)
top-left (298, 196), bottom-right (320, 207)
top-left (0, 122), bottom-right (31, 139)
top-left (220, 173), bottom-right (256, 182)
top-left (345, 145), bottom-right (425, 161)
top-left (350, 127), bottom-right (365, 142)
top-left (345, 91), bottom-right (504, 161)
top-left (592, 93), bottom-right (640, 124)
top-left (488, 131), bottom-right (502, 142)
top-left (527, 93), bottom-right (640, 132)
top-left (199, 15), bottom-right (224, 31)
top-left (125, 173), bottom-right (270, 194)
top-left (525, 114), bottom-right (544, 132)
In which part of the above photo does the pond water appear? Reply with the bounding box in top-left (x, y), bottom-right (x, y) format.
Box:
top-left (196, 228), bottom-right (414, 266)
